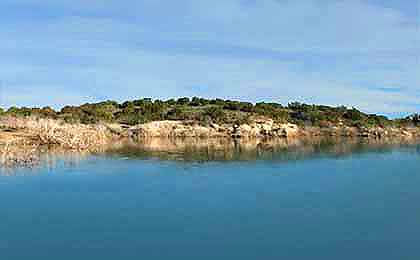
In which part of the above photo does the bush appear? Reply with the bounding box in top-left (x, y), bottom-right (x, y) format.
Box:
top-left (166, 107), bottom-right (188, 121)
top-left (406, 114), bottom-right (420, 126)
top-left (190, 97), bottom-right (202, 106)
top-left (165, 99), bottom-right (176, 106)
top-left (6, 106), bottom-right (32, 117)
top-left (366, 114), bottom-right (390, 127)
top-left (202, 106), bottom-right (226, 123)
top-left (177, 97), bottom-right (190, 106)
top-left (343, 108), bottom-right (364, 121)
top-left (223, 100), bottom-right (244, 111)
top-left (255, 102), bottom-right (289, 122)
top-left (39, 106), bottom-right (57, 118)
top-left (209, 98), bottom-right (225, 106)
top-left (1, 98), bottom-right (398, 128)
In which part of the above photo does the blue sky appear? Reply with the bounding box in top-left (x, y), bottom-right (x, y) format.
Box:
top-left (0, 0), bottom-right (419, 117)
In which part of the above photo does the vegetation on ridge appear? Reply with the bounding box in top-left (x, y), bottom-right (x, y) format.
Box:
top-left (1, 97), bottom-right (419, 128)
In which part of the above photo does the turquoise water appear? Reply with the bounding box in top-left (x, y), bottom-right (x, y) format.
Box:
top-left (1, 143), bottom-right (420, 259)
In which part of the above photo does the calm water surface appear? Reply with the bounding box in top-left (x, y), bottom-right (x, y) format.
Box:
top-left (1, 141), bottom-right (420, 259)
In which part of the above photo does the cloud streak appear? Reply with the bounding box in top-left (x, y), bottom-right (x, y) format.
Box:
top-left (0, 0), bottom-right (418, 116)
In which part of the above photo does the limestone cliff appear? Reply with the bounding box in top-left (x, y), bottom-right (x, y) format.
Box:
top-left (128, 118), bottom-right (300, 139)
top-left (127, 118), bottom-right (420, 140)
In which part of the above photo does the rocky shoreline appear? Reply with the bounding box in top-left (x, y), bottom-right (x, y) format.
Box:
top-left (126, 119), bottom-right (420, 140)
top-left (1, 117), bottom-right (419, 168)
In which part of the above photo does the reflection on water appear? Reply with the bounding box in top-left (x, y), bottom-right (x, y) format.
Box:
top-left (105, 137), bottom-right (420, 162)
top-left (0, 148), bottom-right (93, 176)
top-left (1, 138), bottom-right (420, 260)
top-left (2, 137), bottom-right (419, 175)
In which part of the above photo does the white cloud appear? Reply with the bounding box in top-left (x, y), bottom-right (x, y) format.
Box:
top-left (0, 0), bottom-right (418, 115)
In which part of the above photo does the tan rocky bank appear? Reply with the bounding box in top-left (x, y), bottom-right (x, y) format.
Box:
top-left (127, 118), bottom-right (420, 140)
top-left (128, 118), bottom-right (299, 139)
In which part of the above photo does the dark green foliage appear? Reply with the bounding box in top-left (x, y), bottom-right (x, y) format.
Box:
top-left (166, 107), bottom-right (187, 120)
top-left (133, 98), bottom-right (152, 107)
top-left (60, 104), bottom-right (101, 124)
top-left (190, 97), bottom-right (202, 106)
top-left (343, 108), bottom-right (364, 121)
top-left (165, 99), bottom-right (176, 106)
top-left (221, 100), bottom-right (254, 113)
top-left (7, 106), bottom-right (33, 117)
top-left (209, 98), bottom-right (226, 106)
top-left (177, 97), bottom-right (190, 106)
top-left (223, 100), bottom-right (241, 111)
top-left (402, 114), bottom-right (420, 127)
top-left (39, 107), bottom-right (57, 118)
top-left (254, 102), bottom-right (288, 122)
top-left (413, 114), bottom-right (420, 125)
top-left (204, 106), bottom-right (225, 118)
top-left (6, 107), bottom-right (19, 114)
top-left (188, 97), bottom-right (211, 107)
top-left (288, 102), bottom-right (314, 113)
top-left (4, 97), bottom-right (412, 128)
top-left (115, 100), bottom-right (167, 124)
top-left (365, 114), bottom-right (390, 127)
top-left (201, 106), bottom-right (226, 124)
top-left (2, 106), bottom-right (57, 119)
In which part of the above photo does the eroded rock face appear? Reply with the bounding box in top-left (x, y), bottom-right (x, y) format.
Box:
top-left (127, 118), bottom-right (420, 140)
top-left (234, 122), bottom-right (299, 138)
top-left (128, 119), bottom-right (301, 139)
top-left (358, 127), bottom-right (420, 139)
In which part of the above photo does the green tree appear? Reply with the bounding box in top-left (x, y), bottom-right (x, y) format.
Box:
top-left (343, 108), bottom-right (364, 121)
top-left (409, 114), bottom-right (420, 126)
top-left (177, 97), bottom-right (190, 106)
top-left (40, 106), bottom-right (57, 118)
top-left (165, 99), bottom-right (176, 106)
top-left (190, 97), bottom-right (202, 106)
top-left (7, 106), bottom-right (32, 116)
top-left (204, 106), bottom-right (225, 119)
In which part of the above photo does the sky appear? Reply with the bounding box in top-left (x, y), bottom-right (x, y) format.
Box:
top-left (0, 0), bottom-right (419, 117)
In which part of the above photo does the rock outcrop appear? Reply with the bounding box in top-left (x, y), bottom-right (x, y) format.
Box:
top-left (128, 119), bottom-right (420, 140)
top-left (128, 119), bottom-right (301, 139)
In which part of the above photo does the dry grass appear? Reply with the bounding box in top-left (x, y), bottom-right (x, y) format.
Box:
top-left (0, 116), bottom-right (117, 168)
top-left (0, 116), bottom-right (114, 150)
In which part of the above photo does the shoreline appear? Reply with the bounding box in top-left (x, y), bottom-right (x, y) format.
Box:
top-left (127, 119), bottom-right (420, 139)
top-left (2, 135), bottom-right (419, 171)
top-left (1, 117), bottom-right (419, 168)
top-left (2, 118), bottom-right (419, 147)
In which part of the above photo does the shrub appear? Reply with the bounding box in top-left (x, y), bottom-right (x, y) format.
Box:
top-left (202, 106), bottom-right (226, 123)
top-left (223, 100), bottom-right (244, 111)
top-left (39, 106), bottom-right (57, 118)
top-left (1, 98), bottom-right (398, 128)
top-left (343, 108), bottom-right (364, 121)
top-left (190, 97), bottom-right (202, 106)
top-left (254, 102), bottom-right (289, 122)
top-left (6, 107), bottom-right (33, 117)
top-left (177, 97), bottom-right (190, 106)
top-left (209, 98), bottom-right (225, 106)
top-left (165, 99), bottom-right (176, 106)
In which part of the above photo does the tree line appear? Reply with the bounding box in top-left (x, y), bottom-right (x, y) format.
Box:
top-left (1, 97), bottom-right (419, 128)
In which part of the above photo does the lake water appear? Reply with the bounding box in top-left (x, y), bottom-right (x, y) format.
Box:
top-left (1, 140), bottom-right (420, 260)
